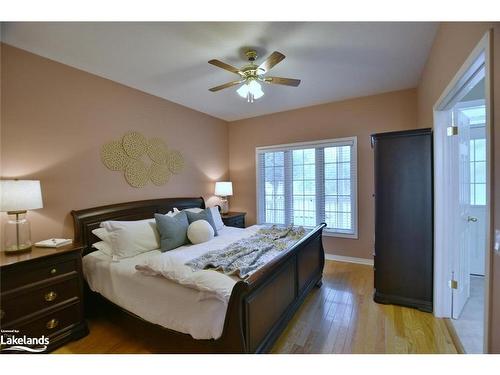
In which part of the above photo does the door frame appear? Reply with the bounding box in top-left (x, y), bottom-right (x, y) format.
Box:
top-left (433, 30), bottom-right (493, 352)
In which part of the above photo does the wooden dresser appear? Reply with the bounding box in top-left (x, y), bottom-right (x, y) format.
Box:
top-left (0, 244), bottom-right (88, 352)
top-left (221, 211), bottom-right (246, 228)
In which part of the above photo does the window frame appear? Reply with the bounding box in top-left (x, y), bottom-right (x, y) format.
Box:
top-left (455, 99), bottom-right (486, 207)
top-left (255, 137), bottom-right (358, 239)
top-left (469, 137), bottom-right (486, 206)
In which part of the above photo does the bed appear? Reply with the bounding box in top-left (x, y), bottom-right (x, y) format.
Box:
top-left (72, 197), bottom-right (326, 353)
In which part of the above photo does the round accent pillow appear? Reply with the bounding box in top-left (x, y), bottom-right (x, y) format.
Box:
top-left (187, 220), bottom-right (214, 244)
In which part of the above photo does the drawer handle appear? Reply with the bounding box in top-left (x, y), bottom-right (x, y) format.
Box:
top-left (44, 291), bottom-right (58, 302)
top-left (46, 318), bottom-right (59, 330)
top-left (50, 268), bottom-right (57, 275)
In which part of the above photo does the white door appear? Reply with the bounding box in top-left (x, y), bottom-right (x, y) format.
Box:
top-left (469, 205), bottom-right (486, 275)
top-left (469, 125), bottom-right (487, 276)
top-left (452, 110), bottom-right (471, 319)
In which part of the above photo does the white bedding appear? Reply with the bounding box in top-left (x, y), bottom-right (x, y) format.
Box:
top-left (82, 225), bottom-right (261, 340)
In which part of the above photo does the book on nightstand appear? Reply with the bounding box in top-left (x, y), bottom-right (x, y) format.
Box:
top-left (34, 238), bottom-right (73, 248)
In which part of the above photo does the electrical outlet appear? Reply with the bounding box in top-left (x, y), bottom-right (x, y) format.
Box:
top-left (495, 229), bottom-right (500, 253)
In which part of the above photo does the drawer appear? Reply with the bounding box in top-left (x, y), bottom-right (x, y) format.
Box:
top-left (3, 302), bottom-right (82, 339)
top-left (1, 256), bottom-right (79, 292)
top-left (224, 216), bottom-right (245, 228)
top-left (1, 277), bottom-right (81, 324)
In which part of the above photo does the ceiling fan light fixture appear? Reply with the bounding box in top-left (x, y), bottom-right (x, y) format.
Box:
top-left (209, 50), bottom-right (299, 102)
top-left (248, 79), bottom-right (261, 92)
top-left (236, 83), bottom-right (249, 98)
top-left (236, 79), bottom-right (264, 102)
top-left (252, 86), bottom-right (264, 100)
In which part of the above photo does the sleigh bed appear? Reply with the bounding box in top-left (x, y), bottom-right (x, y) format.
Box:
top-left (72, 197), bottom-right (326, 353)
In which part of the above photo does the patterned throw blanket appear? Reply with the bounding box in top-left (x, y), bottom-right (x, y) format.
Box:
top-left (185, 225), bottom-right (306, 278)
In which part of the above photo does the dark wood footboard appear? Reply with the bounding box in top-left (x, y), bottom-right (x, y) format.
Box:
top-left (226, 222), bottom-right (326, 353)
top-left (72, 197), bottom-right (326, 353)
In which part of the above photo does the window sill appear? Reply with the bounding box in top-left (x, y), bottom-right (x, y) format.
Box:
top-left (322, 230), bottom-right (358, 239)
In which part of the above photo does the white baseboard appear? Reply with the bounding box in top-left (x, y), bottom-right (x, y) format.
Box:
top-left (325, 254), bottom-right (374, 266)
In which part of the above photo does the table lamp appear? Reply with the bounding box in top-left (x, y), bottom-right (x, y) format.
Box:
top-left (0, 180), bottom-right (43, 253)
top-left (215, 181), bottom-right (233, 214)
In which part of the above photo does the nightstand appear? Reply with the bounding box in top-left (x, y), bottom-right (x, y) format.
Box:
top-left (0, 244), bottom-right (88, 353)
top-left (221, 211), bottom-right (246, 228)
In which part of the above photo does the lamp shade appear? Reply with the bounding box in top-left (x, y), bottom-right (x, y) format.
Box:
top-left (0, 180), bottom-right (43, 212)
top-left (214, 181), bottom-right (233, 197)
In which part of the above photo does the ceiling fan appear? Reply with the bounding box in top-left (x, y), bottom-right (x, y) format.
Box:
top-left (208, 50), bottom-right (301, 103)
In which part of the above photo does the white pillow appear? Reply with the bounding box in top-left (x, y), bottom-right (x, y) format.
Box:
top-left (101, 219), bottom-right (160, 259)
top-left (209, 207), bottom-right (224, 231)
top-left (187, 220), bottom-right (214, 244)
top-left (92, 227), bottom-right (110, 242)
top-left (92, 240), bottom-right (113, 256)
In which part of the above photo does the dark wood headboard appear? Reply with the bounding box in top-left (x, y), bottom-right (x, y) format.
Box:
top-left (71, 197), bottom-right (205, 256)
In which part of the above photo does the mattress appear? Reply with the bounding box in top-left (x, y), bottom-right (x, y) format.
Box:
top-left (82, 225), bottom-right (260, 340)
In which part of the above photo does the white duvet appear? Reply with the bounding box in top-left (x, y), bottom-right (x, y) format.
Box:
top-left (83, 225), bottom-right (261, 339)
top-left (135, 225), bottom-right (262, 302)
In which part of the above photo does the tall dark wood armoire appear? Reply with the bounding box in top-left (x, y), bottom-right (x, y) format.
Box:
top-left (371, 128), bottom-right (433, 312)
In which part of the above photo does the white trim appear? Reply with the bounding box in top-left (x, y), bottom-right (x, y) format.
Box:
top-left (255, 151), bottom-right (263, 224)
top-left (325, 254), bottom-right (374, 266)
top-left (323, 230), bottom-right (358, 239)
top-left (454, 98), bottom-right (485, 109)
top-left (254, 136), bottom-right (358, 239)
top-left (255, 137), bottom-right (356, 153)
top-left (433, 110), bottom-right (452, 318)
top-left (351, 137), bottom-right (359, 239)
top-left (433, 30), bottom-right (492, 353)
top-left (483, 31), bottom-right (493, 353)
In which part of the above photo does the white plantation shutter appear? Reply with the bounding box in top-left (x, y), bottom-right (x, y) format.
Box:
top-left (256, 150), bottom-right (287, 224)
top-left (256, 137), bottom-right (358, 238)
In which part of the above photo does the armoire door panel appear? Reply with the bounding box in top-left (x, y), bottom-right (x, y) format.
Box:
top-left (372, 128), bottom-right (433, 312)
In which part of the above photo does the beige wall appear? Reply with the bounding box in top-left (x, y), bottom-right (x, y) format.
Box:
top-left (228, 89), bottom-right (417, 260)
top-left (416, 22), bottom-right (500, 353)
top-left (2, 23), bottom-right (499, 352)
top-left (0, 44), bottom-right (229, 241)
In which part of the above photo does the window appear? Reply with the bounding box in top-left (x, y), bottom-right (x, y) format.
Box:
top-left (256, 137), bottom-right (358, 238)
top-left (456, 101), bottom-right (486, 206)
top-left (263, 151), bottom-right (286, 224)
top-left (470, 138), bottom-right (486, 205)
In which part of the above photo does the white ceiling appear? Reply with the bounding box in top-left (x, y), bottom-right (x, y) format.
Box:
top-left (1, 22), bottom-right (438, 121)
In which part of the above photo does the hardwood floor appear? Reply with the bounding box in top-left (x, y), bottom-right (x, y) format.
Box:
top-left (55, 260), bottom-right (458, 354)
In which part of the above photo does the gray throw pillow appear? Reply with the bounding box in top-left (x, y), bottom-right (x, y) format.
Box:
top-left (154, 211), bottom-right (189, 252)
top-left (185, 209), bottom-right (219, 236)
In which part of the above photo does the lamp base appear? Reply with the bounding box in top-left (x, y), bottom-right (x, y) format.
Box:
top-left (219, 198), bottom-right (229, 214)
top-left (4, 244), bottom-right (32, 254)
top-left (3, 211), bottom-right (33, 254)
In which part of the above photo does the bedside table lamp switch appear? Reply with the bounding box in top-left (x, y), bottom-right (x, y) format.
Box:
top-left (0, 180), bottom-right (43, 253)
top-left (215, 181), bottom-right (233, 214)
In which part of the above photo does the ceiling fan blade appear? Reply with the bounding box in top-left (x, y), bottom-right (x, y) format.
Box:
top-left (208, 59), bottom-right (244, 76)
top-left (209, 80), bottom-right (245, 92)
top-left (265, 77), bottom-right (301, 87)
top-left (258, 51), bottom-right (285, 73)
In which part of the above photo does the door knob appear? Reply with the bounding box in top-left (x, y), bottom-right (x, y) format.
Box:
top-left (467, 216), bottom-right (478, 223)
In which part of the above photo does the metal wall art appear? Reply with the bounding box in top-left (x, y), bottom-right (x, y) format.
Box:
top-left (101, 131), bottom-right (184, 188)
